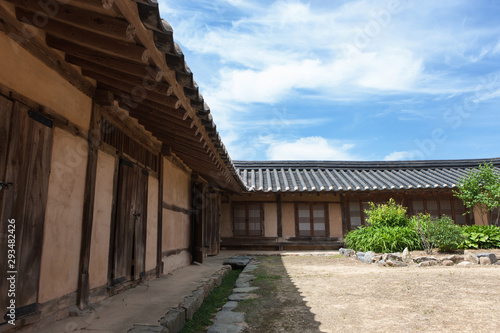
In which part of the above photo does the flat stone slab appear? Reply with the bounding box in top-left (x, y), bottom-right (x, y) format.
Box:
top-left (222, 301), bottom-right (239, 311)
top-left (228, 293), bottom-right (259, 301)
top-left (207, 323), bottom-right (246, 333)
top-left (223, 256), bottom-right (253, 269)
top-left (233, 287), bottom-right (259, 293)
top-left (235, 274), bottom-right (254, 288)
top-left (213, 311), bottom-right (245, 325)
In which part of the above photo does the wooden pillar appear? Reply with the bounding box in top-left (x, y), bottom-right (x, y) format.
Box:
top-left (276, 193), bottom-right (283, 250)
top-left (191, 176), bottom-right (205, 263)
top-left (156, 155), bottom-right (163, 277)
top-left (77, 103), bottom-right (101, 309)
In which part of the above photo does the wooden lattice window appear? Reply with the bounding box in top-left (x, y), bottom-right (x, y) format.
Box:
top-left (295, 203), bottom-right (329, 237)
top-left (232, 203), bottom-right (263, 236)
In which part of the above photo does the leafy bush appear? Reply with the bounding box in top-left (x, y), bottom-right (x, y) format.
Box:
top-left (365, 198), bottom-right (410, 228)
top-left (410, 214), bottom-right (464, 253)
top-left (431, 216), bottom-right (464, 252)
top-left (460, 225), bottom-right (500, 249)
top-left (344, 225), bottom-right (421, 253)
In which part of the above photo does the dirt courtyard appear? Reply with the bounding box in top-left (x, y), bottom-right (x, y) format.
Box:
top-left (237, 253), bottom-right (500, 333)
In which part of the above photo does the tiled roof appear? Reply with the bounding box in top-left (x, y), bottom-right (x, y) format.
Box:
top-left (234, 158), bottom-right (500, 193)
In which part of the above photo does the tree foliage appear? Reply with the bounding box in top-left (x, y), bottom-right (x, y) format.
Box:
top-left (454, 162), bottom-right (500, 226)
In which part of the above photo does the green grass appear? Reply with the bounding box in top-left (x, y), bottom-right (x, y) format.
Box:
top-left (180, 268), bottom-right (242, 333)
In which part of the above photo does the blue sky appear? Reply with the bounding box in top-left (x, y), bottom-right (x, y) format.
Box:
top-left (159, 0), bottom-right (500, 161)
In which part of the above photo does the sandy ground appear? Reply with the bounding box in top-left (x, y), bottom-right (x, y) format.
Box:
top-left (238, 250), bottom-right (500, 333)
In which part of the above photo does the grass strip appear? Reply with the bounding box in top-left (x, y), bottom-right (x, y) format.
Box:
top-left (180, 268), bottom-right (242, 333)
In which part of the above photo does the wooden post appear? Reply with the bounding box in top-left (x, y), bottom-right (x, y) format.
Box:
top-left (77, 103), bottom-right (101, 309)
top-left (156, 155), bottom-right (163, 277)
top-left (191, 176), bottom-right (205, 263)
top-left (277, 194), bottom-right (283, 250)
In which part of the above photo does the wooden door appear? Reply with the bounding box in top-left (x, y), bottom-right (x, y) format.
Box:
top-left (111, 159), bottom-right (148, 285)
top-left (0, 98), bottom-right (53, 323)
top-left (204, 192), bottom-right (221, 256)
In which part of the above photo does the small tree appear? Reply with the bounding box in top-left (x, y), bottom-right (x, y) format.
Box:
top-left (454, 162), bottom-right (500, 226)
top-left (364, 198), bottom-right (409, 228)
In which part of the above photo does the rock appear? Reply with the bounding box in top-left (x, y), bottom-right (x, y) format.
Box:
top-left (223, 256), bottom-right (252, 269)
top-left (402, 248), bottom-right (412, 263)
top-left (477, 253), bottom-right (498, 264)
top-left (222, 301), bottom-right (239, 311)
top-left (377, 260), bottom-right (386, 267)
top-left (386, 260), bottom-right (407, 267)
top-left (345, 249), bottom-right (356, 257)
top-left (207, 323), bottom-right (246, 333)
top-left (457, 261), bottom-right (474, 267)
top-left (413, 256), bottom-right (440, 264)
top-left (159, 308), bottom-right (185, 333)
top-left (464, 251), bottom-right (479, 264)
top-left (418, 261), bottom-right (431, 267)
top-left (128, 325), bottom-right (168, 333)
top-left (339, 248), bottom-right (346, 255)
top-left (233, 287), bottom-right (259, 293)
top-left (442, 260), bottom-right (455, 266)
top-left (212, 311), bottom-right (245, 325)
top-left (364, 251), bottom-right (376, 264)
top-left (372, 255), bottom-right (383, 263)
top-left (356, 252), bottom-right (365, 261)
top-left (480, 257), bottom-right (492, 265)
top-left (441, 254), bottom-right (463, 263)
top-left (235, 274), bottom-right (254, 288)
top-left (383, 253), bottom-right (403, 262)
top-left (228, 293), bottom-right (259, 301)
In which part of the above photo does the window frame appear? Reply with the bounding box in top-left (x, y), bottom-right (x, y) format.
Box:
top-left (231, 203), bottom-right (264, 237)
top-left (294, 203), bottom-right (330, 238)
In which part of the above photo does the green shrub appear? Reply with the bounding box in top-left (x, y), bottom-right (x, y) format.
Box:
top-left (460, 225), bottom-right (500, 249)
top-left (431, 216), bottom-right (464, 252)
top-left (344, 225), bottom-right (421, 253)
top-left (365, 198), bottom-right (409, 228)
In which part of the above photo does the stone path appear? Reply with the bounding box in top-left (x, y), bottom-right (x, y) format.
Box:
top-left (207, 256), bottom-right (260, 333)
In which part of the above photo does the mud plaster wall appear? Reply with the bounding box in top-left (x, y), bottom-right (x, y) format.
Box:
top-left (162, 210), bottom-right (190, 251)
top-left (88, 151), bottom-right (115, 289)
top-left (162, 250), bottom-right (191, 275)
top-left (39, 128), bottom-right (88, 303)
top-left (146, 176), bottom-right (159, 272)
top-left (220, 203), bottom-right (231, 237)
top-left (162, 157), bottom-right (191, 210)
top-left (264, 203), bottom-right (278, 237)
top-left (0, 30), bottom-right (92, 130)
top-left (329, 203), bottom-right (343, 238)
top-left (282, 203), bottom-right (296, 238)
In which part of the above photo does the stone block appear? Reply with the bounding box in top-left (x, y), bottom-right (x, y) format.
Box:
top-left (233, 287), bottom-right (259, 293)
top-left (364, 251), bottom-right (376, 264)
top-left (128, 324), bottom-right (169, 333)
top-left (223, 256), bottom-right (252, 269)
top-left (159, 308), bottom-right (185, 333)
top-left (180, 296), bottom-right (197, 320)
top-left (480, 257), bottom-right (492, 265)
top-left (477, 253), bottom-right (498, 264)
top-left (464, 251), bottom-right (479, 264)
top-left (386, 260), bottom-right (407, 267)
top-left (213, 311), bottom-right (245, 325)
top-left (442, 260), bottom-right (455, 266)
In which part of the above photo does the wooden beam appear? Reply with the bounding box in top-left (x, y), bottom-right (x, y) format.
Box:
top-left (66, 53), bottom-right (163, 84)
top-left (113, 0), bottom-right (239, 192)
top-left (73, 58), bottom-right (174, 96)
top-left (76, 103), bottom-right (101, 309)
top-left (11, 0), bottom-right (131, 41)
top-left (83, 70), bottom-right (181, 109)
top-left (156, 155), bottom-right (163, 276)
top-left (0, 7), bottom-right (94, 97)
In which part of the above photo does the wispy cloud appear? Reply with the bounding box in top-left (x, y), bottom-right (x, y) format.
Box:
top-left (266, 137), bottom-right (357, 161)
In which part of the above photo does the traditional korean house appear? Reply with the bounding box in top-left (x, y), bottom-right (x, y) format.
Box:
top-left (0, 0), bottom-right (243, 330)
top-left (220, 159), bottom-right (500, 250)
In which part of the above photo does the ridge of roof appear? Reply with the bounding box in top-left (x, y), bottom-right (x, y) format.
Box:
top-left (233, 157), bottom-right (500, 170)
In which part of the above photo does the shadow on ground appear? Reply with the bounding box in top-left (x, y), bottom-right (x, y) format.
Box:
top-left (236, 256), bottom-right (324, 333)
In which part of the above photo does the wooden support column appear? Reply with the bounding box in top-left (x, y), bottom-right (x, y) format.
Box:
top-left (191, 175), bottom-right (205, 263)
top-left (276, 193), bottom-right (283, 250)
top-left (156, 155), bottom-right (163, 277)
top-left (77, 103), bottom-right (102, 309)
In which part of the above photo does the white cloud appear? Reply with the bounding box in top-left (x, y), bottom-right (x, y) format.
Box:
top-left (266, 137), bottom-right (357, 160)
top-left (384, 151), bottom-right (418, 161)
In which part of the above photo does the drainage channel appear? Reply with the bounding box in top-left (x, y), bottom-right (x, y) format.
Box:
top-left (207, 256), bottom-right (260, 333)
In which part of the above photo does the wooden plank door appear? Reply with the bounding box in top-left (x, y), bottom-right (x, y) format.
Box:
top-left (111, 159), bottom-right (147, 285)
top-left (191, 181), bottom-right (205, 263)
top-left (0, 99), bottom-right (53, 323)
top-left (204, 192), bottom-right (221, 256)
